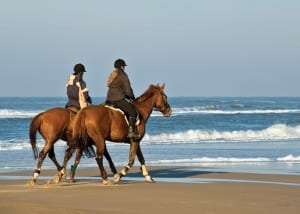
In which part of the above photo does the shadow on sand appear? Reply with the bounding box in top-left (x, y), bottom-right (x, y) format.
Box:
top-left (124, 166), bottom-right (226, 179)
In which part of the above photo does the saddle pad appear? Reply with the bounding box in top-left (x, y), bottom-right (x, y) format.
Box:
top-left (104, 105), bottom-right (140, 125)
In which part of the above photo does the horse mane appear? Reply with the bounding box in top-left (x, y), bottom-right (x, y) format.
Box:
top-left (135, 84), bottom-right (161, 103)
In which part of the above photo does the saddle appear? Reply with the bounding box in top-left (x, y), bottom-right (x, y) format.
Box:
top-left (104, 102), bottom-right (140, 126)
top-left (66, 106), bottom-right (79, 114)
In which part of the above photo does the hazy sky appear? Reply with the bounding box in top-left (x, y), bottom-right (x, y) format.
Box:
top-left (1, 0), bottom-right (299, 97)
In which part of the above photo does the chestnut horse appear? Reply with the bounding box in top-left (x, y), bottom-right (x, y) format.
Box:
top-left (29, 107), bottom-right (117, 185)
top-left (56, 84), bottom-right (172, 184)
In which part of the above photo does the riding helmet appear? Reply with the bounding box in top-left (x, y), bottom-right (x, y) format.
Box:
top-left (73, 63), bottom-right (86, 74)
top-left (114, 59), bottom-right (127, 69)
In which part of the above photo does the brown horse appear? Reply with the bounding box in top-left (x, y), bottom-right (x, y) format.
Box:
top-left (57, 84), bottom-right (172, 184)
top-left (29, 107), bottom-right (117, 185)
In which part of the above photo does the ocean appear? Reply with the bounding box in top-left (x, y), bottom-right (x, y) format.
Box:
top-left (0, 97), bottom-right (300, 175)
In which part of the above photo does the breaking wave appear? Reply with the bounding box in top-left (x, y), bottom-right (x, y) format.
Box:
top-left (169, 107), bottom-right (300, 116)
top-left (0, 109), bottom-right (39, 118)
top-left (148, 155), bottom-right (300, 165)
top-left (2, 107), bottom-right (300, 118)
top-left (2, 124), bottom-right (300, 151)
top-left (142, 124), bottom-right (300, 143)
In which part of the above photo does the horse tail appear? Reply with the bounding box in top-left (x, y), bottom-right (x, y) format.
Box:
top-left (29, 113), bottom-right (43, 159)
top-left (70, 110), bottom-right (95, 158)
top-left (70, 110), bottom-right (85, 142)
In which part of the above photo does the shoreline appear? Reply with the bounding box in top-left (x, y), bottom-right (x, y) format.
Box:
top-left (1, 165), bottom-right (300, 183)
top-left (0, 166), bottom-right (300, 214)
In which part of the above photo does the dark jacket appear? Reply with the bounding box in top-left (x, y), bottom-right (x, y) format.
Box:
top-left (106, 69), bottom-right (135, 102)
top-left (65, 74), bottom-right (92, 109)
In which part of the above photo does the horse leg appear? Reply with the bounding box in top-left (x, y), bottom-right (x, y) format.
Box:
top-left (136, 145), bottom-right (154, 183)
top-left (30, 143), bottom-right (52, 185)
top-left (95, 155), bottom-right (110, 185)
top-left (69, 148), bottom-right (83, 183)
top-left (93, 140), bottom-right (110, 185)
top-left (53, 145), bottom-right (76, 183)
top-left (48, 146), bottom-right (62, 171)
top-left (103, 144), bottom-right (117, 175)
top-left (113, 141), bottom-right (139, 183)
top-left (56, 145), bottom-right (114, 183)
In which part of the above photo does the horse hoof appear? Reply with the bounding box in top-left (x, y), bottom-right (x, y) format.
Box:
top-left (45, 180), bottom-right (51, 186)
top-left (53, 174), bottom-right (62, 184)
top-left (102, 179), bottom-right (112, 185)
top-left (27, 179), bottom-right (36, 186)
top-left (113, 174), bottom-right (121, 183)
top-left (61, 174), bottom-right (66, 182)
top-left (145, 175), bottom-right (155, 183)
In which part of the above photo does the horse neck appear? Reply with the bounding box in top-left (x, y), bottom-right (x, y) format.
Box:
top-left (134, 96), bottom-right (155, 121)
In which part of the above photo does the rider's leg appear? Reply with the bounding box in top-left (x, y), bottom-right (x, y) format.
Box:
top-left (114, 99), bottom-right (140, 139)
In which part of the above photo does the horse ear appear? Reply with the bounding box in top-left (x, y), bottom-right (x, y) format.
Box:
top-left (160, 83), bottom-right (165, 90)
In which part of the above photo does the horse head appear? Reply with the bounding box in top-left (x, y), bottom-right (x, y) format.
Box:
top-left (153, 83), bottom-right (172, 117)
top-left (136, 83), bottom-right (172, 117)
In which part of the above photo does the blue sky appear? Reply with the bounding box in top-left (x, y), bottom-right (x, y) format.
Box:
top-left (1, 0), bottom-right (299, 97)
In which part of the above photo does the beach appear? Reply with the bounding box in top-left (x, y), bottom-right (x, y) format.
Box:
top-left (1, 97), bottom-right (300, 213)
top-left (0, 166), bottom-right (299, 214)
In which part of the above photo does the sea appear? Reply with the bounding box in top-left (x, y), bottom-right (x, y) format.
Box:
top-left (0, 97), bottom-right (300, 176)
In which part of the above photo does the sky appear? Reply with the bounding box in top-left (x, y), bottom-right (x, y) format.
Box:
top-left (1, 0), bottom-right (300, 97)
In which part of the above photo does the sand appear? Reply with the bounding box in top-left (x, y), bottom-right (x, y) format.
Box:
top-left (0, 166), bottom-right (299, 214)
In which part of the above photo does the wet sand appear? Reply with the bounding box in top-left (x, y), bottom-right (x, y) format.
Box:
top-left (0, 166), bottom-right (299, 214)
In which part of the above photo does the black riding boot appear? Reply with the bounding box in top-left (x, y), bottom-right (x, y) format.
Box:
top-left (128, 117), bottom-right (140, 139)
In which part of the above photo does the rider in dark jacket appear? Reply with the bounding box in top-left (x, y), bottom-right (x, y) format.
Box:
top-left (65, 63), bottom-right (92, 111)
top-left (106, 59), bottom-right (140, 139)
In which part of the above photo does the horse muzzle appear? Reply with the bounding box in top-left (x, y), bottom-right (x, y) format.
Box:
top-left (163, 107), bottom-right (172, 117)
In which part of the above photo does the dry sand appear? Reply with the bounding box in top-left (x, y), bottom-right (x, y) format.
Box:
top-left (0, 166), bottom-right (299, 214)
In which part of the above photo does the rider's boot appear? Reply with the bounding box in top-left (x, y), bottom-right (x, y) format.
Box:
top-left (127, 117), bottom-right (141, 139)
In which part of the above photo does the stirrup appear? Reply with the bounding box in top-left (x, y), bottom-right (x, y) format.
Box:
top-left (127, 129), bottom-right (141, 139)
top-left (127, 132), bottom-right (140, 139)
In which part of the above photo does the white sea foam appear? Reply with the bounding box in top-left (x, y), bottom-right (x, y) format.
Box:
top-left (1, 107), bottom-right (300, 118)
top-left (148, 158), bottom-right (273, 168)
top-left (142, 124), bottom-right (300, 143)
top-left (277, 155), bottom-right (300, 161)
top-left (1, 124), bottom-right (300, 151)
top-left (0, 109), bottom-right (39, 118)
top-left (0, 140), bottom-right (32, 151)
top-left (0, 139), bottom-right (66, 151)
top-left (170, 107), bottom-right (300, 116)
top-left (154, 157), bottom-right (271, 163)
top-left (148, 156), bottom-right (300, 167)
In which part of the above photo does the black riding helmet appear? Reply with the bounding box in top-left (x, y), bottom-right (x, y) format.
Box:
top-left (73, 63), bottom-right (86, 74)
top-left (114, 59), bottom-right (127, 69)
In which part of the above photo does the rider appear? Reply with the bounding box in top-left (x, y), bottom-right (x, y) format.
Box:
top-left (106, 58), bottom-right (140, 139)
top-left (65, 63), bottom-right (92, 111)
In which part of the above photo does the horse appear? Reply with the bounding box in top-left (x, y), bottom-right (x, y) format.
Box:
top-left (56, 84), bottom-right (172, 184)
top-left (29, 107), bottom-right (117, 185)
